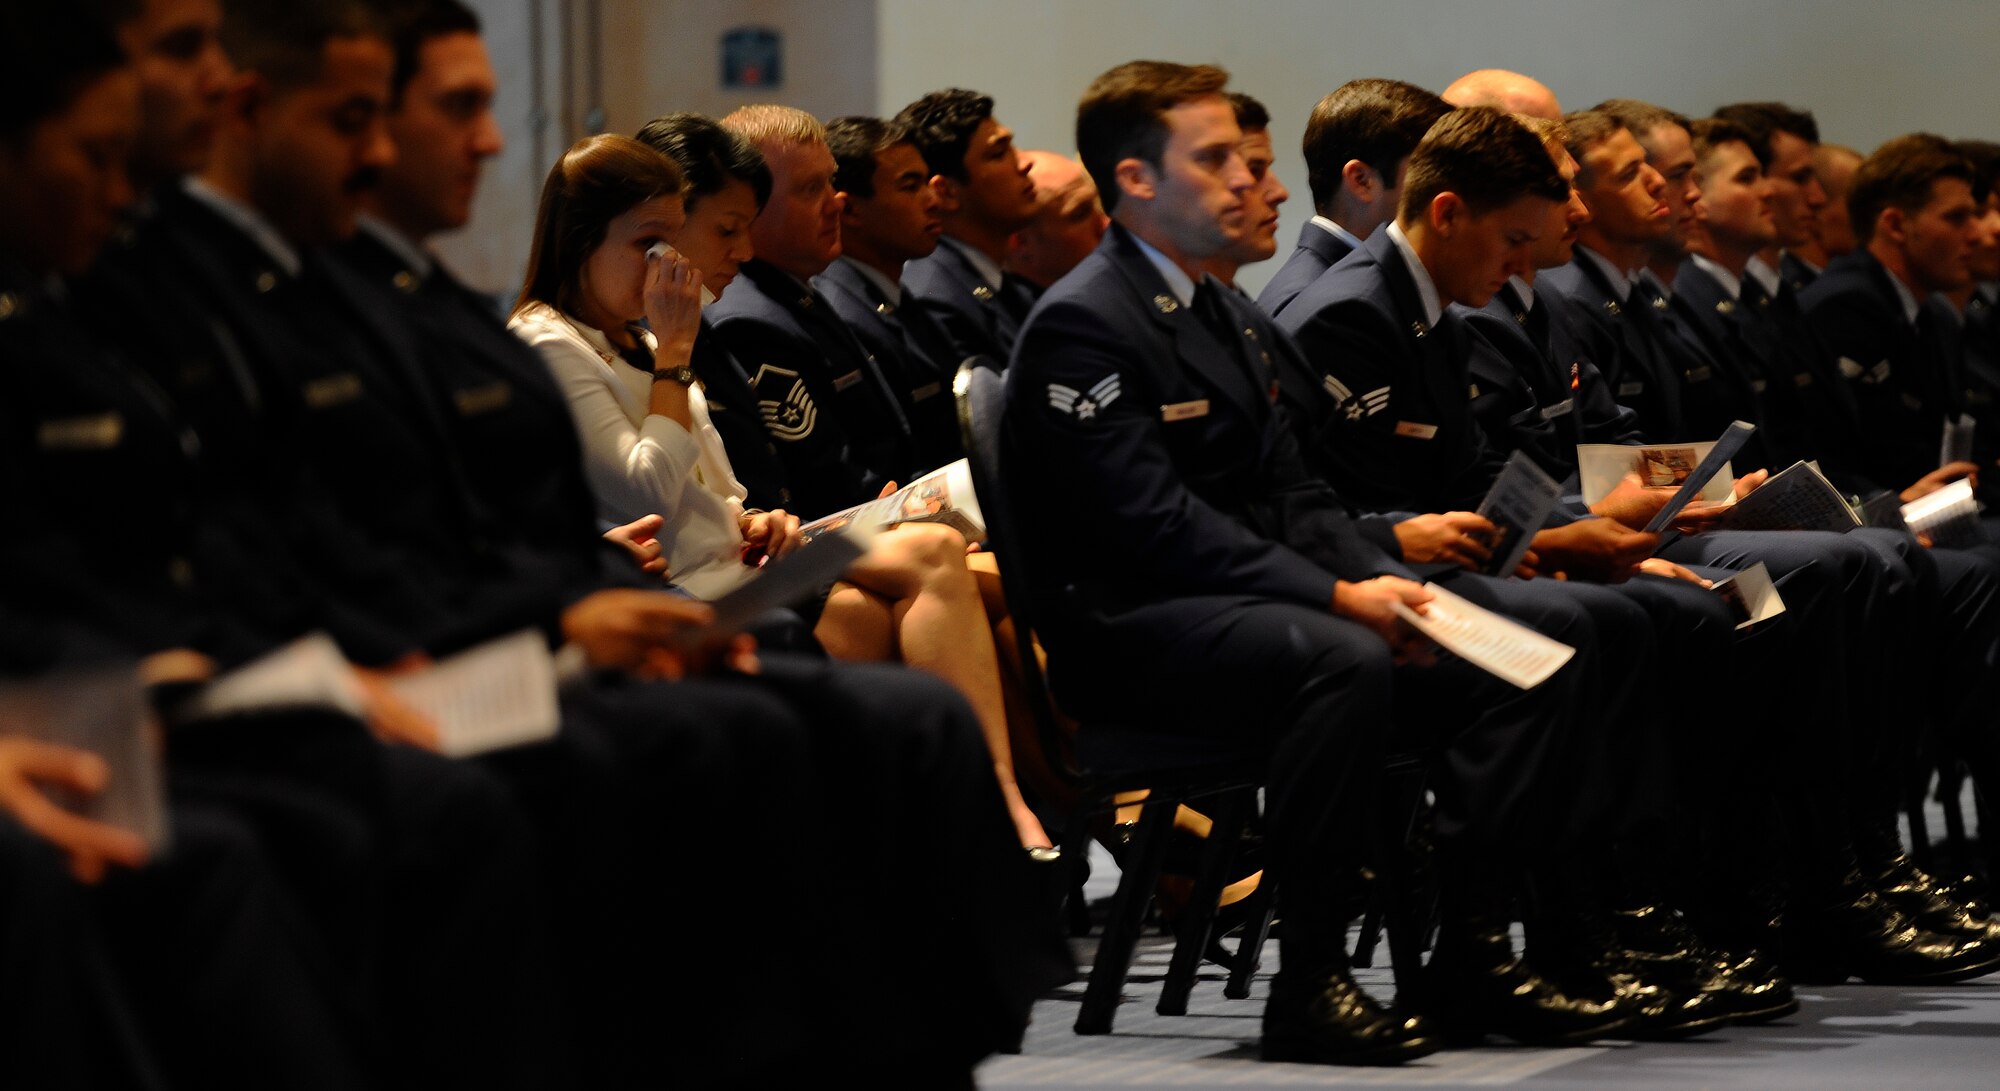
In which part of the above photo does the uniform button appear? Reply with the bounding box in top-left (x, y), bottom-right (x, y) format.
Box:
top-left (393, 271), bottom-right (419, 294)
top-left (0, 292), bottom-right (16, 321)
top-left (168, 557), bottom-right (194, 588)
top-left (256, 271), bottom-right (278, 293)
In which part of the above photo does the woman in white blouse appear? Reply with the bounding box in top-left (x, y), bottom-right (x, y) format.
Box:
top-left (511, 135), bottom-right (1053, 855)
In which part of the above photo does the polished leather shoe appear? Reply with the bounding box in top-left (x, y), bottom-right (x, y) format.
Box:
top-left (1793, 886), bottom-right (2000, 985)
top-left (1597, 970), bottom-right (1729, 1040)
top-left (1873, 861), bottom-right (2000, 943)
top-left (1611, 905), bottom-right (1798, 1024)
top-left (1262, 970), bottom-right (1439, 1065)
top-left (1426, 934), bottom-right (1635, 1046)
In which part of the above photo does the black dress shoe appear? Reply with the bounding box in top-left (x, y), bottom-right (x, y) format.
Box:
top-left (1873, 861), bottom-right (2000, 942)
top-left (1425, 930), bottom-right (1635, 1047)
top-left (1262, 970), bottom-right (1439, 1065)
top-left (1611, 904), bottom-right (1798, 1024)
top-left (1794, 886), bottom-right (2000, 985)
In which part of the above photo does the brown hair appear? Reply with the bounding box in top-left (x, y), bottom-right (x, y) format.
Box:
top-left (1301, 78), bottom-right (1449, 213)
top-left (1848, 133), bottom-right (1974, 245)
top-left (1074, 60), bottom-right (1229, 214)
top-left (1594, 99), bottom-right (1690, 156)
top-left (1560, 110), bottom-right (1630, 190)
top-left (1687, 117), bottom-right (1756, 167)
top-left (1399, 106), bottom-right (1568, 220)
top-left (513, 134), bottom-right (686, 318)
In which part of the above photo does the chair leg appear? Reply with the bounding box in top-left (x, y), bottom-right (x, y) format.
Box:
top-left (1352, 883), bottom-right (1385, 969)
top-left (1053, 811), bottom-right (1096, 936)
top-left (1225, 876), bottom-right (1277, 1000)
top-left (1157, 789), bottom-right (1251, 1016)
top-left (1076, 797), bottom-right (1175, 1035)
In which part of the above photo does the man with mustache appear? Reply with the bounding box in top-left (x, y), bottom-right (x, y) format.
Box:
top-left (817, 114), bottom-right (964, 465)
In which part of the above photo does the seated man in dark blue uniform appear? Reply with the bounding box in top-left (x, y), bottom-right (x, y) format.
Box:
top-left (708, 105), bottom-right (917, 517)
top-left (895, 88), bottom-right (1041, 364)
top-left (1006, 61), bottom-right (1654, 1062)
top-left (1802, 135), bottom-right (1986, 504)
top-left (817, 115), bottom-right (963, 466)
top-left (1712, 102), bottom-right (1834, 301)
top-left (1259, 78), bottom-right (1449, 317)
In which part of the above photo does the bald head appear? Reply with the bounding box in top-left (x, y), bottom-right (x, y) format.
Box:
top-left (1006, 149), bottom-right (1109, 289)
top-left (1810, 143), bottom-right (1866, 259)
top-left (1442, 69), bottom-right (1561, 120)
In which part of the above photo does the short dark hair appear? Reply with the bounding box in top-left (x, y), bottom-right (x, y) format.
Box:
top-left (1955, 139), bottom-right (2000, 205)
top-left (0, 6), bottom-right (128, 146)
top-left (1687, 117), bottom-right (1756, 165)
top-left (1712, 102), bottom-right (1820, 169)
top-left (1227, 91), bottom-right (1268, 135)
top-left (365, 0), bottom-right (480, 103)
top-left (1594, 98), bottom-right (1690, 156)
top-left (893, 88), bottom-right (993, 182)
top-left (1300, 78), bottom-right (1449, 212)
top-left (1848, 133), bottom-right (1974, 245)
top-left (514, 134), bottom-right (686, 318)
top-left (825, 115), bottom-right (912, 199)
top-left (1075, 60), bottom-right (1230, 215)
top-left (1561, 109), bottom-right (1628, 189)
top-left (1400, 106), bottom-right (1568, 220)
top-left (635, 112), bottom-right (772, 213)
top-left (221, 0), bottom-right (386, 94)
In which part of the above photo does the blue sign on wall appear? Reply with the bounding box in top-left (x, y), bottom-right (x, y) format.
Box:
top-left (721, 26), bottom-right (782, 89)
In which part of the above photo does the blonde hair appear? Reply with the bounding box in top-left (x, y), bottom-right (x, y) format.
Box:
top-left (720, 104), bottom-right (827, 151)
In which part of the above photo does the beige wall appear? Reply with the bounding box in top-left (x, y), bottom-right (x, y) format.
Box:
top-left (878, 0), bottom-right (2000, 295)
top-left (437, 0), bottom-right (2000, 296)
top-left (437, 0), bottom-right (877, 295)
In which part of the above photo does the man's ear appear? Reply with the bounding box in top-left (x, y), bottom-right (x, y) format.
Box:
top-left (1429, 191), bottom-right (1465, 237)
top-left (1340, 159), bottom-right (1376, 203)
top-left (930, 173), bottom-right (963, 215)
top-left (1113, 156), bottom-right (1157, 204)
top-left (1876, 206), bottom-right (1908, 248)
top-left (836, 189), bottom-right (862, 227)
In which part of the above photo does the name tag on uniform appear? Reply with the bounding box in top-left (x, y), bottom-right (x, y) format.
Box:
top-left (833, 369), bottom-right (864, 392)
top-left (1540, 398), bottom-right (1575, 420)
top-left (1395, 420), bottom-right (1439, 440)
top-left (1685, 366), bottom-right (1713, 383)
top-left (1618, 380), bottom-right (1646, 397)
top-left (453, 381), bottom-right (512, 417)
top-left (1161, 399), bottom-right (1210, 422)
top-left (911, 382), bottom-right (942, 402)
top-left (303, 372), bottom-right (364, 410)
top-left (37, 412), bottom-right (123, 450)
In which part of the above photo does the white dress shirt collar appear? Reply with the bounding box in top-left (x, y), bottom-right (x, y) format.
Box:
top-left (184, 176), bottom-right (302, 277)
top-left (1385, 221), bottom-right (1443, 327)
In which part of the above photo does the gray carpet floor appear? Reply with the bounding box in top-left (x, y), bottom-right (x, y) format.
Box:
top-left (978, 787), bottom-right (2000, 1089)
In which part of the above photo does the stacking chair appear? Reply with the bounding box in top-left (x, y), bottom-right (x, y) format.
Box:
top-left (953, 358), bottom-right (1275, 1033)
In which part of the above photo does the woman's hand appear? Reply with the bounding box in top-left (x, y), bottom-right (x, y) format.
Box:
top-left (604, 513), bottom-right (671, 578)
top-left (739, 508), bottom-right (801, 565)
top-left (644, 243), bottom-right (704, 361)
